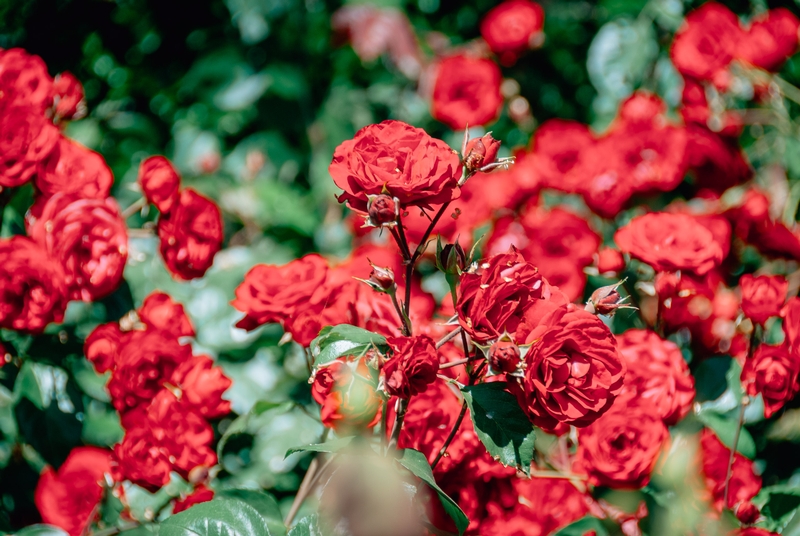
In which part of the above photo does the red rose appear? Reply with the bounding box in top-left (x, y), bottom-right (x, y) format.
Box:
top-left (138, 156), bottom-right (181, 213)
top-left (686, 126), bottom-right (751, 192)
top-left (670, 2), bottom-right (742, 82)
top-left (106, 329), bottom-right (192, 417)
top-left (0, 236), bottom-right (68, 334)
top-left (738, 8), bottom-right (800, 72)
top-left (329, 120), bottom-right (460, 211)
top-left (138, 291), bottom-right (195, 338)
top-left (173, 485), bottom-right (215, 514)
top-left (170, 354), bottom-right (232, 418)
top-left (570, 138), bottom-right (634, 219)
top-left (456, 247), bottom-right (544, 343)
top-left (0, 48), bottom-right (53, 111)
top-left (517, 305), bottom-right (625, 431)
top-left (480, 0), bottom-right (544, 65)
top-left (617, 329), bottom-right (695, 425)
top-left (781, 297), bottom-right (800, 350)
top-left (311, 357), bottom-right (382, 433)
top-left (740, 274), bottom-right (788, 325)
top-left (734, 529), bottom-right (778, 536)
top-left (614, 212), bottom-right (725, 275)
top-left (84, 323), bottom-right (126, 373)
top-left (700, 428), bottom-right (762, 511)
top-left (157, 189), bottom-right (223, 280)
top-left (0, 101), bottom-right (59, 188)
top-left (233, 254), bottom-right (329, 330)
top-left (463, 133), bottom-right (501, 172)
top-left (383, 335), bottom-right (439, 398)
top-left (530, 119), bottom-right (594, 192)
top-left (51, 72), bottom-right (86, 121)
top-left (489, 340), bottom-right (521, 374)
top-left (741, 344), bottom-right (800, 418)
top-left (34, 136), bottom-right (113, 213)
top-left (596, 248), bottom-right (625, 275)
top-left (112, 425), bottom-right (172, 490)
top-left (28, 194), bottom-right (128, 302)
top-left (431, 54), bottom-right (503, 130)
top-left (575, 395), bottom-right (668, 489)
top-left (34, 447), bottom-right (111, 536)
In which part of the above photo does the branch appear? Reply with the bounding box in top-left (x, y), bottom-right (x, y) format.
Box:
top-left (438, 355), bottom-right (482, 370)
top-left (722, 397), bottom-right (749, 510)
top-left (430, 400), bottom-right (467, 470)
top-left (387, 398), bottom-right (409, 451)
top-left (435, 326), bottom-right (462, 349)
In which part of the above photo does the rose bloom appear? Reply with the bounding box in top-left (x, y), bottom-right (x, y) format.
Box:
top-left (170, 354), bottom-right (232, 418)
top-left (431, 54), bottom-right (503, 131)
top-left (28, 194), bottom-right (128, 302)
top-left (138, 291), bottom-right (195, 339)
top-left (233, 254), bottom-right (329, 330)
top-left (0, 99), bottom-right (59, 188)
top-left (516, 305), bottom-right (625, 431)
top-left (575, 394), bottom-right (668, 489)
top-left (737, 8), bottom-right (800, 72)
top-left (480, 0), bottom-right (544, 65)
top-left (312, 356), bottom-right (382, 433)
top-left (670, 2), bottom-right (742, 82)
top-left (0, 48), bottom-right (53, 111)
top-left (34, 447), bottom-right (111, 536)
top-left (329, 120), bottom-right (460, 211)
top-left (112, 425), bottom-right (173, 491)
top-left (138, 155), bottom-right (181, 213)
top-left (0, 236), bottom-right (68, 334)
top-left (700, 428), bottom-right (762, 511)
top-left (685, 126), bottom-right (751, 192)
top-left (741, 344), bottom-right (800, 418)
top-left (157, 189), bottom-right (223, 280)
top-left (617, 329), bottom-right (695, 425)
top-left (51, 71), bottom-right (86, 121)
top-left (84, 322), bottom-right (126, 373)
top-left (530, 119), bottom-right (594, 193)
top-left (383, 335), bottom-right (439, 398)
top-left (781, 297), bottom-right (800, 350)
top-left (569, 138), bottom-right (634, 219)
top-left (740, 274), bottom-right (788, 325)
top-left (596, 247), bottom-right (625, 275)
top-left (456, 247), bottom-right (544, 343)
top-left (106, 329), bottom-right (192, 417)
top-left (34, 136), bottom-right (113, 210)
top-left (614, 212), bottom-right (725, 275)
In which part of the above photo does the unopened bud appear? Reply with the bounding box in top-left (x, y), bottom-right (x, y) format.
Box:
top-left (463, 133), bottom-right (501, 173)
top-left (489, 340), bottom-right (521, 373)
top-left (366, 194), bottom-right (399, 227)
top-left (734, 500), bottom-right (760, 525)
top-left (369, 264), bottom-right (395, 291)
top-left (586, 281), bottom-right (633, 316)
top-left (437, 242), bottom-right (467, 275)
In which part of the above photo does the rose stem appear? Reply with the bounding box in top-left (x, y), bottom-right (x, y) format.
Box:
top-left (387, 398), bottom-right (409, 451)
top-left (430, 400), bottom-right (468, 470)
top-left (436, 326), bottom-right (462, 349)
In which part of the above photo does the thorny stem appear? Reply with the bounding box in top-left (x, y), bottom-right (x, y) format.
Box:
top-left (438, 355), bottom-right (482, 370)
top-left (387, 398), bottom-right (409, 451)
top-left (430, 400), bottom-right (468, 470)
top-left (121, 197), bottom-right (147, 219)
top-left (389, 289), bottom-right (411, 336)
top-left (436, 326), bottom-right (462, 349)
top-left (381, 398), bottom-right (389, 451)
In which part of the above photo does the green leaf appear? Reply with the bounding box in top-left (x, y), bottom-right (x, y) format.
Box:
top-left (696, 411), bottom-right (757, 459)
top-left (553, 516), bottom-right (609, 536)
top-left (310, 325), bottom-right (387, 368)
top-left (13, 525), bottom-right (70, 536)
top-left (461, 383), bottom-right (535, 475)
top-left (216, 490), bottom-right (286, 536)
top-left (217, 401), bottom-right (294, 459)
top-left (160, 494), bottom-right (284, 536)
top-left (396, 449), bottom-right (469, 535)
top-left (287, 515), bottom-right (322, 536)
top-left (286, 436), bottom-right (354, 458)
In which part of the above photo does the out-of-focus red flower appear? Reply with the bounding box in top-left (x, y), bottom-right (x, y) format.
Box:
top-left (781, 297), bottom-right (800, 350)
top-left (671, 2), bottom-right (742, 82)
top-left (0, 48), bottom-right (54, 111)
top-left (170, 354), bottom-right (232, 419)
top-left (173, 485), bottom-right (215, 514)
top-left (615, 212), bottom-right (726, 275)
top-left (0, 236), bottom-right (68, 334)
top-left (157, 189), bottom-right (223, 280)
top-left (741, 344), bottom-right (800, 418)
top-left (0, 100), bottom-right (59, 188)
top-left (740, 274), bottom-right (788, 325)
top-left (530, 119), bottom-right (593, 193)
top-left (84, 323), bottom-right (126, 374)
top-left (34, 137), bottom-right (113, 216)
top-left (575, 394), bottom-right (668, 489)
top-left (330, 120), bottom-right (461, 212)
top-left (138, 156), bottom-right (181, 214)
top-left (112, 425), bottom-right (172, 491)
top-left (617, 329), bottom-right (695, 425)
top-left (516, 305), bottom-right (625, 431)
top-left (431, 54), bottom-right (503, 130)
top-left (51, 72), bottom-right (86, 121)
top-left (480, 0), bottom-right (545, 65)
top-left (383, 335), bottom-right (439, 398)
top-left (685, 126), bottom-right (751, 192)
top-left (700, 428), bottom-right (762, 511)
top-left (28, 194), bottom-right (128, 302)
top-left (738, 8), bottom-right (800, 72)
top-left (35, 447), bottom-right (111, 536)
top-left (138, 291), bottom-right (195, 339)
top-left (312, 357), bottom-right (382, 433)
top-left (596, 248), bottom-right (626, 276)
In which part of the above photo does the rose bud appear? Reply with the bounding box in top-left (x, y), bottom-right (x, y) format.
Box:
top-left (735, 501), bottom-right (760, 525)
top-left (384, 335), bottom-right (439, 398)
top-left (368, 263), bottom-right (395, 292)
top-left (586, 281), bottom-right (633, 316)
top-left (51, 72), bottom-right (86, 121)
top-left (463, 133), bottom-right (501, 173)
top-left (596, 247), bottom-right (625, 276)
top-left (489, 340), bottom-right (521, 373)
top-left (436, 241), bottom-right (467, 275)
top-left (365, 194), bottom-right (399, 227)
